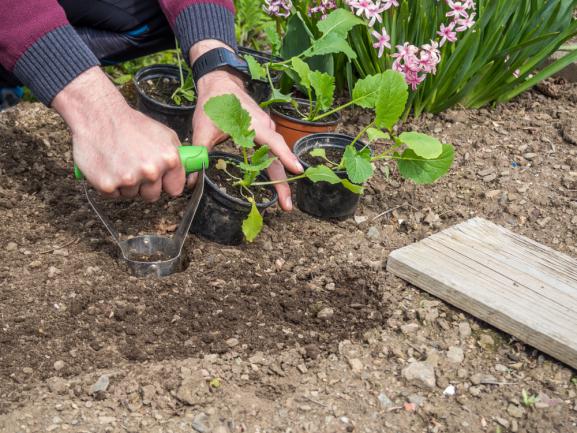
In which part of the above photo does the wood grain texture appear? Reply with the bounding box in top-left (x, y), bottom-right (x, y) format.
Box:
top-left (387, 217), bottom-right (577, 370)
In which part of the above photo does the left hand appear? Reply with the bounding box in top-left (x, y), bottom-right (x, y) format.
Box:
top-left (189, 42), bottom-right (303, 212)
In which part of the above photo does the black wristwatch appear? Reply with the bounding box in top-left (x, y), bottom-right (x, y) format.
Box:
top-left (191, 48), bottom-right (250, 85)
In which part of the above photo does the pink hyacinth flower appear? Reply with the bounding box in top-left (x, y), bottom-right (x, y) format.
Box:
top-left (372, 28), bottom-right (391, 58)
top-left (437, 22), bottom-right (457, 46)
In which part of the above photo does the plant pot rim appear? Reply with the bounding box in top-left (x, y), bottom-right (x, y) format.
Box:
top-left (206, 151), bottom-right (278, 209)
top-left (293, 132), bottom-right (370, 173)
top-left (133, 64), bottom-right (195, 112)
top-left (237, 46), bottom-right (284, 63)
top-left (271, 98), bottom-right (340, 127)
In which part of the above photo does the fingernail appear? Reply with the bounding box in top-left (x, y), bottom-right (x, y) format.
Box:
top-left (294, 159), bottom-right (305, 173)
top-left (285, 196), bottom-right (293, 210)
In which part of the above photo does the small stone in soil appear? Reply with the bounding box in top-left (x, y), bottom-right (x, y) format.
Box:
top-left (447, 346), bottom-right (465, 364)
top-left (317, 307), bottom-right (334, 319)
top-left (89, 375), bottom-right (110, 394)
top-left (6, 241), bottom-right (17, 251)
top-left (225, 337), bottom-right (239, 348)
top-left (402, 361), bottom-right (436, 389)
top-left (53, 360), bottom-right (65, 371)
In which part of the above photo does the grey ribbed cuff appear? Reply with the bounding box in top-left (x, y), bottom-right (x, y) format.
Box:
top-left (13, 25), bottom-right (100, 106)
top-left (174, 4), bottom-right (237, 63)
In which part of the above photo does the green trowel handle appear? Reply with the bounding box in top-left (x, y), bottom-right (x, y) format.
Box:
top-left (74, 146), bottom-right (209, 180)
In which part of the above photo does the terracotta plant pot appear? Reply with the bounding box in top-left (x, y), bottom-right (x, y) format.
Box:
top-left (271, 99), bottom-right (340, 149)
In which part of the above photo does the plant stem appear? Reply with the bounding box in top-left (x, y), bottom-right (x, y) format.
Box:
top-left (310, 99), bottom-right (356, 121)
top-left (250, 173), bottom-right (307, 186)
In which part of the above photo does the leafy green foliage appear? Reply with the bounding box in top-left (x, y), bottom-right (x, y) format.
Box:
top-left (351, 74), bottom-right (385, 109)
top-left (375, 71), bottom-right (409, 130)
top-left (304, 166), bottom-right (342, 184)
top-left (341, 179), bottom-right (364, 194)
top-left (396, 143), bottom-right (455, 184)
top-left (309, 148), bottom-right (327, 159)
top-left (342, 145), bottom-right (373, 184)
top-left (309, 71), bottom-right (335, 112)
top-left (204, 94), bottom-right (255, 149)
top-left (303, 33), bottom-right (358, 60)
top-left (245, 55), bottom-right (266, 81)
top-left (398, 132), bottom-right (442, 159)
top-left (242, 199), bottom-right (263, 242)
top-left (316, 9), bottom-right (365, 37)
top-left (346, 0), bottom-right (577, 116)
top-left (234, 0), bottom-right (276, 51)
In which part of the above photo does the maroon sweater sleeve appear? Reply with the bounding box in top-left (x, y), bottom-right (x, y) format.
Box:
top-left (158, 0), bottom-right (237, 60)
top-left (0, 0), bottom-right (99, 106)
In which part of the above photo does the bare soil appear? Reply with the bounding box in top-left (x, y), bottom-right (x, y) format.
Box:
top-left (138, 77), bottom-right (194, 107)
top-left (0, 78), bottom-right (576, 433)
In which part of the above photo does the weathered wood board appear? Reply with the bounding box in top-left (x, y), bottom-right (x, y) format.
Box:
top-left (387, 217), bottom-right (577, 370)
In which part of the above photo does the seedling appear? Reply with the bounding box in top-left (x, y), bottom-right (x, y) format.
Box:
top-left (298, 70), bottom-right (455, 191)
top-left (203, 70), bottom-right (454, 241)
top-left (521, 389), bottom-right (539, 407)
top-left (244, 9), bottom-right (365, 121)
top-left (170, 40), bottom-right (195, 106)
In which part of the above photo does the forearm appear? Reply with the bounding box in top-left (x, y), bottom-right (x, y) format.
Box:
top-left (52, 67), bottom-right (128, 133)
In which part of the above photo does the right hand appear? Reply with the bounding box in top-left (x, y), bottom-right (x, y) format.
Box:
top-left (52, 67), bottom-right (185, 202)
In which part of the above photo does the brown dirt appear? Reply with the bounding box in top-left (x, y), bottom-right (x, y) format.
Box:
top-left (0, 78), bottom-right (576, 432)
top-left (300, 146), bottom-right (345, 167)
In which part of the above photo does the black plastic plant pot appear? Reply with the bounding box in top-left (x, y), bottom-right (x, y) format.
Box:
top-left (238, 46), bottom-right (283, 103)
top-left (191, 152), bottom-right (278, 245)
top-left (134, 64), bottom-right (195, 142)
top-left (293, 133), bottom-right (369, 220)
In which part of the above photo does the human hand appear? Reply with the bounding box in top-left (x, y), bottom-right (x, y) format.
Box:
top-left (52, 67), bottom-right (186, 202)
top-left (189, 42), bottom-right (303, 211)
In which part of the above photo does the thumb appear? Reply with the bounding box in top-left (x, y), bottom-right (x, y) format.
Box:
top-left (192, 111), bottom-right (226, 149)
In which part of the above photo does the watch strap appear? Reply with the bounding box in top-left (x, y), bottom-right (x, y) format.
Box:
top-left (191, 47), bottom-right (250, 84)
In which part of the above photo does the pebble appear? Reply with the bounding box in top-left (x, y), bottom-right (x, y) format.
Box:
top-left (507, 404), bottom-right (525, 418)
top-left (354, 215), bottom-right (368, 224)
top-left (378, 392), bottom-right (394, 409)
top-left (471, 373), bottom-right (498, 385)
top-left (447, 346), bottom-right (465, 364)
top-left (22, 367), bottom-right (33, 374)
top-left (191, 413), bottom-right (210, 433)
top-left (29, 260), bottom-right (42, 269)
top-left (408, 394), bottom-right (426, 406)
top-left (469, 386), bottom-right (482, 397)
top-left (347, 358), bottom-right (363, 374)
top-left (483, 173), bottom-right (498, 183)
top-left (478, 334), bottom-right (495, 350)
top-left (48, 266), bottom-right (60, 278)
top-left (367, 226), bottom-right (380, 240)
top-left (6, 241), bottom-right (17, 251)
top-left (402, 361), bottom-right (436, 389)
top-left (523, 153), bottom-right (537, 160)
top-left (400, 323), bottom-right (419, 334)
top-left (225, 338), bottom-right (239, 348)
top-left (47, 377), bottom-right (68, 394)
top-left (89, 374), bottom-right (110, 394)
top-left (495, 417), bottom-right (510, 429)
top-left (317, 307), bottom-right (334, 319)
top-left (443, 385), bottom-right (456, 396)
top-left (53, 360), bottom-right (65, 371)
top-left (458, 322), bottom-right (472, 338)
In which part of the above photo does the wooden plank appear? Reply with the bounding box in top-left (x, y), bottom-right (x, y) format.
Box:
top-left (387, 217), bottom-right (577, 370)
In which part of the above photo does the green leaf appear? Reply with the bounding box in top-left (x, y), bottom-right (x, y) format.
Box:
top-left (112, 74), bottom-right (133, 85)
top-left (366, 128), bottom-right (390, 143)
top-left (251, 145), bottom-right (271, 165)
top-left (351, 74), bottom-right (384, 109)
top-left (398, 132), bottom-right (443, 159)
top-left (342, 145), bottom-right (373, 184)
top-left (396, 143), bottom-right (455, 184)
top-left (309, 148), bottom-right (327, 158)
top-left (291, 57), bottom-right (312, 91)
top-left (304, 165), bottom-right (342, 184)
top-left (242, 199), bottom-right (263, 242)
top-left (341, 179), bottom-right (364, 194)
top-left (238, 157), bottom-right (276, 172)
top-left (375, 70), bottom-right (409, 131)
top-left (260, 89), bottom-right (292, 108)
top-left (304, 33), bottom-right (357, 60)
top-left (317, 9), bottom-right (364, 37)
top-left (280, 12), bottom-right (314, 59)
top-left (309, 70), bottom-right (335, 112)
top-left (245, 54), bottom-right (266, 81)
top-left (204, 94), bottom-right (255, 148)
